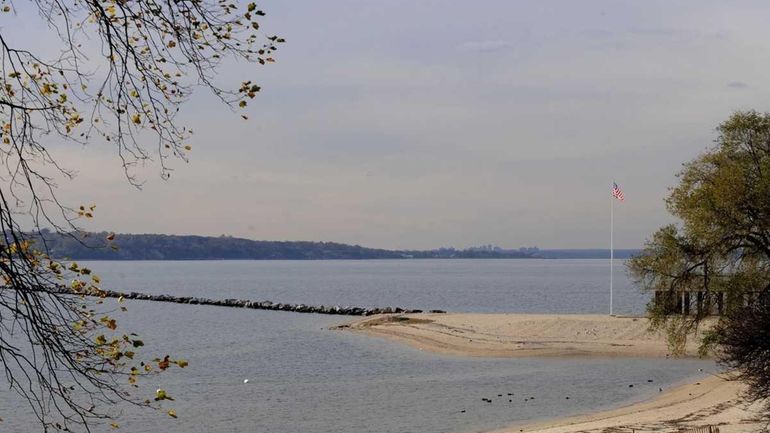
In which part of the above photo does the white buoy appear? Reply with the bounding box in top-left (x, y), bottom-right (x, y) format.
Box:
top-left (243, 379), bottom-right (249, 384)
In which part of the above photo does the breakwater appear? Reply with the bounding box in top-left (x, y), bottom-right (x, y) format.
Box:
top-left (56, 287), bottom-right (443, 316)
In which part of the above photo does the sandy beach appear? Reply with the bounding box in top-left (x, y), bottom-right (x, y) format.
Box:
top-left (340, 313), bottom-right (708, 358)
top-left (339, 313), bottom-right (766, 432)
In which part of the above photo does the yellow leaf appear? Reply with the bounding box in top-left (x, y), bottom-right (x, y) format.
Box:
top-left (155, 388), bottom-right (174, 401)
top-left (155, 388), bottom-right (167, 400)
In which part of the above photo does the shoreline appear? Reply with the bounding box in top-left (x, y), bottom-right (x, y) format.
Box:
top-left (338, 313), bottom-right (708, 359)
top-left (338, 313), bottom-right (765, 432)
top-left (491, 373), bottom-right (759, 433)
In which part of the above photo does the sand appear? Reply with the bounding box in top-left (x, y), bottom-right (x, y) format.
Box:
top-left (492, 374), bottom-right (764, 433)
top-left (340, 313), bottom-right (707, 358)
top-left (338, 313), bottom-right (767, 432)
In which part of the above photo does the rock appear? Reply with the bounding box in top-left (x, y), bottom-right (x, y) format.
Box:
top-left (65, 287), bottom-right (427, 318)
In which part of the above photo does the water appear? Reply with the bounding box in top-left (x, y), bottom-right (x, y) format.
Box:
top-left (87, 259), bottom-right (645, 315)
top-left (0, 260), bottom-right (715, 433)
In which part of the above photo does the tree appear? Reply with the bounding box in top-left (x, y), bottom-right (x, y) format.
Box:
top-left (0, 1), bottom-right (281, 430)
top-left (629, 111), bottom-right (770, 414)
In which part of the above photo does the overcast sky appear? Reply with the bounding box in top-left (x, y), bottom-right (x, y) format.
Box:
top-left (23, 1), bottom-right (770, 249)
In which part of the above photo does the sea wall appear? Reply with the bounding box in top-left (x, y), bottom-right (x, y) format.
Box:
top-left (50, 287), bottom-right (444, 316)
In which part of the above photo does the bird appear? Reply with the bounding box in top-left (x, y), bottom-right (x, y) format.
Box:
top-left (243, 379), bottom-right (249, 384)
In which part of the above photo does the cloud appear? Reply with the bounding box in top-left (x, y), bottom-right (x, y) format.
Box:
top-left (457, 40), bottom-right (513, 52)
top-left (727, 81), bottom-right (749, 89)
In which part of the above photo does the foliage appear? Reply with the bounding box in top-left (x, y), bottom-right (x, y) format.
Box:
top-left (0, 0), bottom-right (281, 430)
top-left (629, 111), bottom-right (770, 407)
top-left (29, 231), bottom-right (541, 260)
top-left (706, 291), bottom-right (770, 413)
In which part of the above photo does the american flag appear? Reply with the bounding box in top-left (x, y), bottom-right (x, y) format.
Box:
top-left (612, 182), bottom-right (625, 201)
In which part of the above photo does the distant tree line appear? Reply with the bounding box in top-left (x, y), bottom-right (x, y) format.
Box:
top-left (32, 231), bottom-right (542, 260)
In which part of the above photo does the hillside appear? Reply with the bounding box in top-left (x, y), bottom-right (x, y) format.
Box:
top-left (32, 232), bottom-right (537, 260)
top-left (29, 231), bottom-right (638, 260)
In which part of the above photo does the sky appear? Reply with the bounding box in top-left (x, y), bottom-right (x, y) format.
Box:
top-left (11, 1), bottom-right (770, 249)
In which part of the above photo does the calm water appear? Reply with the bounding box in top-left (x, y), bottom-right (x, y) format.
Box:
top-left (0, 260), bottom-right (715, 433)
top-left (90, 259), bottom-right (646, 314)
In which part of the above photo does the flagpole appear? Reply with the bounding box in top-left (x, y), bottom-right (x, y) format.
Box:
top-left (610, 186), bottom-right (614, 316)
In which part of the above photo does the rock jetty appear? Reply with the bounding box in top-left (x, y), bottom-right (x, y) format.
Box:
top-left (49, 287), bottom-right (438, 316)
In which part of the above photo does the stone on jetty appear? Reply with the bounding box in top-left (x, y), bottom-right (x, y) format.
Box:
top-left (56, 287), bottom-right (423, 317)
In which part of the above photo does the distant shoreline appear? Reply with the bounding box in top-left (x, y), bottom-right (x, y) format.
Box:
top-left (33, 231), bottom-right (640, 260)
top-left (69, 256), bottom-right (634, 261)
